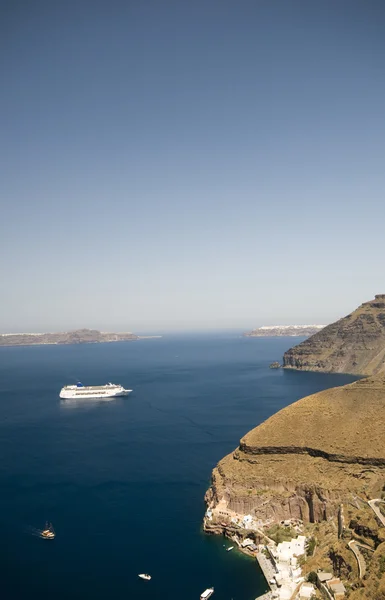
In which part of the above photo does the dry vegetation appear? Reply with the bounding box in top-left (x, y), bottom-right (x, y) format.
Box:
top-left (207, 374), bottom-right (385, 597)
top-left (242, 375), bottom-right (385, 460)
top-left (298, 505), bottom-right (385, 599)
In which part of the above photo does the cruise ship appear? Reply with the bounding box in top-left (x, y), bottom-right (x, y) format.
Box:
top-left (59, 382), bottom-right (132, 399)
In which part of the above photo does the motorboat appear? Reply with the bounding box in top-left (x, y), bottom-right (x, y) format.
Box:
top-left (40, 522), bottom-right (55, 540)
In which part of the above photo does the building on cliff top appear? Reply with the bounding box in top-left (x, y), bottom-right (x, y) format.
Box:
top-left (317, 572), bottom-right (333, 583)
top-left (326, 578), bottom-right (346, 599)
top-left (316, 573), bottom-right (345, 599)
top-left (297, 582), bottom-right (315, 599)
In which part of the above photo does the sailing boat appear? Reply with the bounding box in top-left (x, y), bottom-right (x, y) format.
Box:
top-left (40, 522), bottom-right (55, 540)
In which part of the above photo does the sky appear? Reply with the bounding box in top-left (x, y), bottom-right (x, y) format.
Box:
top-left (1, 0), bottom-right (385, 333)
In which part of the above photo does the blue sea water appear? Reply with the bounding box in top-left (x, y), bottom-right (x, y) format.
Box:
top-left (0, 334), bottom-right (358, 600)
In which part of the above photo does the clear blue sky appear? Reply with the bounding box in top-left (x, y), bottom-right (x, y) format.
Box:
top-left (1, 0), bottom-right (385, 332)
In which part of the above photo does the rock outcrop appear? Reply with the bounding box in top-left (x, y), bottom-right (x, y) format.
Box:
top-left (0, 328), bottom-right (138, 346)
top-left (283, 295), bottom-right (385, 376)
top-left (205, 376), bottom-right (385, 526)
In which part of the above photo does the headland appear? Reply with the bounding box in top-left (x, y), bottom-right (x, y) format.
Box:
top-left (283, 294), bottom-right (385, 376)
top-left (205, 294), bottom-right (385, 599)
top-left (204, 375), bottom-right (385, 598)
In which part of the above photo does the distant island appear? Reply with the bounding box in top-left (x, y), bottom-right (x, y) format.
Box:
top-left (0, 328), bottom-right (139, 347)
top-left (244, 325), bottom-right (324, 337)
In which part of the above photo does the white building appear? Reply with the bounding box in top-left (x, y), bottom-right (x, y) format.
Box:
top-left (242, 514), bottom-right (253, 528)
top-left (297, 582), bottom-right (316, 599)
top-left (269, 535), bottom-right (307, 600)
top-left (241, 537), bottom-right (255, 548)
top-left (274, 535), bottom-right (306, 564)
top-left (277, 582), bottom-right (298, 599)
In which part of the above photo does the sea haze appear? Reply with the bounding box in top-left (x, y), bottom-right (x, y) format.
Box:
top-left (0, 335), bottom-right (358, 600)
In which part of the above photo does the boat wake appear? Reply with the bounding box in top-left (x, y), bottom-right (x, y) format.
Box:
top-left (26, 526), bottom-right (45, 538)
top-left (60, 397), bottom-right (123, 410)
top-left (26, 523), bottom-right (55, 539)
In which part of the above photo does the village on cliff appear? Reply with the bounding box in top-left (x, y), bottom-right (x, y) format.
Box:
top-left (204, 507), bottom-right (349, 599)
top-left (204, 296), bottom-right (385, 600)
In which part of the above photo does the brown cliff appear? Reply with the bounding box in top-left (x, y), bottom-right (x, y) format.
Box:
top-left (205, 376), bottom-right (385, 526)
top-left (283, 295), bottom-right (385, 376)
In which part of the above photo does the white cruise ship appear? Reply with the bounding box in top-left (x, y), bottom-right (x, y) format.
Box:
top-left (59, 382), bottom-right (132, 399)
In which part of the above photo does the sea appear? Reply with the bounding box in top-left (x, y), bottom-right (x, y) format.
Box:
top-left (0, 334), bottom-right (358, 600)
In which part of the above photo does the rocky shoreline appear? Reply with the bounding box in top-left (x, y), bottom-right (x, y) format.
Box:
top-left (203, 291), bottom-right (385, 599)
top-left (203, 295), bottom-right (385, 598)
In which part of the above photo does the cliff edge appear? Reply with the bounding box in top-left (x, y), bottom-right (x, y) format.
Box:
top-left (205, 376), bottom-right (385, 526)
top-left (283, 294), bottom-right (385, 375)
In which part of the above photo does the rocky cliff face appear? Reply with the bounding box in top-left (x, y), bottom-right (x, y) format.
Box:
top-left (205, 376), bottom-right (385, 526)
top-left (283, 295), bottom-right (385, 375)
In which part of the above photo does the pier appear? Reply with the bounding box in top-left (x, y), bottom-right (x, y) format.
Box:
top-left (255, 547), bottom-right (278, 598)
top-left (256, 548), bottom-right (277, 585)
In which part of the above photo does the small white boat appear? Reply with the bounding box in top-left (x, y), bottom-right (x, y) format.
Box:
top-left (138, 574), bottom-right (151, 581)
top-left (226, 546), bottom-right (234, 552)
top-left (200, 587), bottom-right (214, 599)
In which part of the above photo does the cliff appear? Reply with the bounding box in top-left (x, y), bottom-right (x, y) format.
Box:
top-left (0, 329), bottom-right (138, 346)
top-left (283, 294), bottom-right (385, 376)
top-left (205, 376), bottom-right (385, 526)
top-left (244, 325), bottom-right (324, 337)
